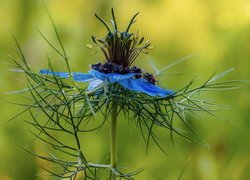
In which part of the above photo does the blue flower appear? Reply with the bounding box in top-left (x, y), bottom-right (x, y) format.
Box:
top-left (39, 69), bottom-right (174, 97)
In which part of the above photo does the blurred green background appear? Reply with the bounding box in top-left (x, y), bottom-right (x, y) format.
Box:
top-left (0, 0), bottom-right (249, 179)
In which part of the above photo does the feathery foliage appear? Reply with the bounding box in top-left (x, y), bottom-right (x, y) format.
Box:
top-left (8, 8), bottom-right (243, 179)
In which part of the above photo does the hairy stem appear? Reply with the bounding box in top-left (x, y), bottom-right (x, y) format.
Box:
top-left (110, 103), bottom-right (118, 168)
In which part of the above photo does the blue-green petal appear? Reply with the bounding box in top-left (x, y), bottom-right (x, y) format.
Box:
top-left (87, 79), bottom-right (104, 91)
top-left (40, 70), bottom-right (95, 82)
top-left (40, 69), bottom-right (174, 97)
top-left (89, 70), bottom-right (137, 83)
top-left (118, 78), bottom-right (174, 97)
top-left (72, 73), bottom-right (95, 82)
top-left (39, 70), bottom-right (69, 78)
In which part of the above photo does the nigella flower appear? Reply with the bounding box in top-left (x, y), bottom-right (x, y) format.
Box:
top-left (40, 8), bottom-right (175, 98)
top-left (11, 7), bottom-right (239, 180)
top-left (40, 66), bottom-right (174, 97)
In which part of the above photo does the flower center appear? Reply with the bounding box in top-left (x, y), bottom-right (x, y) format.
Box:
top-left (91, 62), bottom-right (156, 84)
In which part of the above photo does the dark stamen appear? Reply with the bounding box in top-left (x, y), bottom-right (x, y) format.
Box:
top-left (111, 8), bottom-right (118, 30)
top-left (95, 14), bottom-right (111, 32)
top-left (125, 12), bottom-right (139, 33)
top-left (91, 62), bottom-right (156, 84)
top-left (91, 9), bottom-right (152, 68)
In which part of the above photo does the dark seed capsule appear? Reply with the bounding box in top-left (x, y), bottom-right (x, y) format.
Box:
top-left (143, 73), bottom-right (156, 84)
top-left (92, 62), bottom-right (149, 80)
top-left (143, 73), bottom-right (151, 79)
top-left (119, 67), bottom-right (130, 74)
top-left (130, 66), bottom-right (142, 73)
top-left (113, 64), bottom-right (120, 73)
top-left (91, 63), bottom-right (102, 71)
top-left (150, 77), bottom-right (156, 84)
top-left (134, 74), bottom-right (142, 79)
top-left (102, 68), bottom-right (110, 74)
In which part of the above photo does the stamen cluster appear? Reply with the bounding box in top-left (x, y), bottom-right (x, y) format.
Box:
top-left (91, 62), bottom-right (156, 84)
top-left (90, 9), bottom-right (152, 68)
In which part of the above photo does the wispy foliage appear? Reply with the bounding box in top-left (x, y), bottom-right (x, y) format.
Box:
top-left (8, 9), bottom-right (243, 179)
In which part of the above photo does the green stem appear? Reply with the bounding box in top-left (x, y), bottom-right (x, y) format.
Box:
top-left (110, 103), bottom-right (118, 168)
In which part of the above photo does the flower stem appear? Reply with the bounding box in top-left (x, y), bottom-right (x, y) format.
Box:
top-left (110, 103), bottom-right (118, 168)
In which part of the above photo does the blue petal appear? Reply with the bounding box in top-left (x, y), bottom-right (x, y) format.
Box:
top-left (105, 72), bottom-right (137, 83)
top-left (89, 70), bottom-right (137, 83)
top-left (118, 78), bottom-right (174, 97)
top-left (88, 70), bottom-right (106, 81)
top-left (87, 79), bottom-right (104, 91)
top-left (39, 70), bottom-right (69, 78)
top-left (72, 73), bottom-right (94, 82)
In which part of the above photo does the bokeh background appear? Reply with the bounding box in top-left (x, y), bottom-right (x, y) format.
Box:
top-left (0, 0), bottom-right (249, 179)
